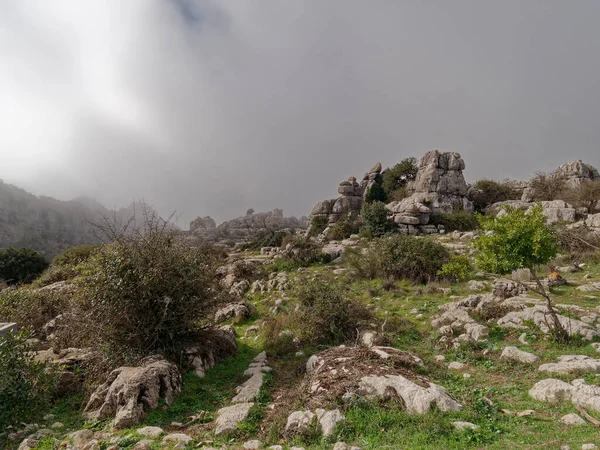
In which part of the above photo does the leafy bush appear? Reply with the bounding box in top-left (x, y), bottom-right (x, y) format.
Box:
top-left (349, 235), bottom-right (450, 284)
top-left (0, 329), bottom-right (55, 430)
top-left (241, 230), bottom-right (290, 251)
top-left (429, 209), bottom-right (479, 232)
top-left (0, 247), bottom-right (49, 285)
top-left (308, 215), bottom-right (328, 237)
top-left (382, 157), bottom-right (418, 199)
top-left (469, 179), bottom-right (519, 212)
top-left (295, 282), bottom-right (369, 345)
top-left (53, 245), bottom-right (100, 267)
top-left (72, 220), bottom-right (225, 365)
top-left (360, 201), bottom-right (396, 237)
top-left (279, 237), bottom-right (331, 268)
top-left (438, 255), bottom-right (474, 281)
top-left (327, 213), bottom-right (360, 240)
top-left (0, 288), bottom-right (67, 333)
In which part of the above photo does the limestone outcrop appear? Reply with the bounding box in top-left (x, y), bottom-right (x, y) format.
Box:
top-left (386, 150), bottom-right (473, 231)
top-left (310, 163), bottom-right (383, 225)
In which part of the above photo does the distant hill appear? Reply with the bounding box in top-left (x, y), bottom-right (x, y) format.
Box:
top-left (0, 180), bottom-right (156, 259)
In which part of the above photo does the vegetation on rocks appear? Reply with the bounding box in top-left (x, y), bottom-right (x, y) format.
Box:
top-left (0, 247), bottom-right (48, 285)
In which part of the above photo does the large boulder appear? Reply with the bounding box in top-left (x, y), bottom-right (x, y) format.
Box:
top-left (83, 358), bottom-right (182, 429)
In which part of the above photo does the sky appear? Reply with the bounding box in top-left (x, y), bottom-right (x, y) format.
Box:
top-left (1, 0), bottom-right (600, 226)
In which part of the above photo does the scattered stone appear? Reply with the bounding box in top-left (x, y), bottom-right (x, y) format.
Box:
top-left (51, 422), bottom-right (64, 429)
top-left (136, 426), bottom-right (163, 438)
top-left (539, 355), bottom-right (600, 374)
top-left (453, 421), bottom-right (479, 430)
top-left (162, 433), bottom-right (193, 445)
top-left (215, 303), bottom-right (250, 323)
top-left (83, 358), bottom-right (181, 429)
top-left (493, 281), bottom-right (526, 299)
top-left (316, 409), bottom-right (345, 436)
top-left (215, 402), bottom-right (254, 435)
top-left (132, 440), bottom-right (154, 450)
top-left (560, 413), bottom-right (587, 426)
top-left (500, 346), bottom-right (540, 364)
top-left (529, 379), bottom-right (574, 403)
top-left (244, 440), bottom-right (262, 449)
top-left (468, 280), bottom-right (487, 291)
top-left (448, 362), bottom-right (466, 370)
top-left (435, 355), bottom-right (446, 362)
top-left (333, 443), bottom-right (362, 450)
top-left (518, 333), bottom-right (529, 345)
top-left (582, 445), bottom-right (598, 450)
top-left (285, 410), bottom-right (315, 434)
top-left (71, 430), bottom-right (94, 448)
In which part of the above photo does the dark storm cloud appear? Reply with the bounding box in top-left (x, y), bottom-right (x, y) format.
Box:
top-left (1, 0), bottom-right (599, 226)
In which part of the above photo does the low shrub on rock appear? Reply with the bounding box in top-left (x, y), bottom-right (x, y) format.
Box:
top-left (360, 201), bottom-right (396, 238)
top-left (52, 245), bottom-right (100, 267)
top-left (429, 209), bottom-right (479, 232)
top-left (279, 237), bottom-right (331, 268)
top-left (0, 329), bottom-right (55, 431)
top-left (0, 287), bottom-right (68, 334)
top-left (0, 247), bottom-right (48, 285)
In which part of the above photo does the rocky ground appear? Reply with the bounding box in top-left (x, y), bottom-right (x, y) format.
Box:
top-left (6, 232), bottom-right (600, 450)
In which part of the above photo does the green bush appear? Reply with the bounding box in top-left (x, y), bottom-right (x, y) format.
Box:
top-left (280, 237), bottom-right (331, 268)
top-left (350, 235), bottom-right (450, 284)
top-left (429, 209), bottom-right (479, 232)
top-left (0, 329), bottom-right (55, 431)
top-left (438, 255), bottom-right (474, 281)
top-left (468, 179), bottom-right (519, 212)
top-left (327, 213), bottom-right (360, 240)
top-left (0, 247), bottom-right (49, 285)
top-left (364, 174), bottom-right (388, 203)
top-left (382, 157), bottom-right (418, 199)
top-left (0, 287), bottom-right (68, 333)
top-left (32, 264), bottom-right (80, 288)
top-left (360, 201), bottom-right (396, 237)
top-left (52, 245), bottom-right (100, 267)
top-left (295, 282), bottom-right (368, 345)
top-left (73, 223), bottom-right (225, 365)
top-left (308, 215), bottom-right (328, 237)
top-left (241, 230), bottom-right (290, 251)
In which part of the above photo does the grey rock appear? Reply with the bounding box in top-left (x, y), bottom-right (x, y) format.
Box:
top-left (560, 413), bottom-right (587, 425)
top-left (316, 408), bottom-right (345, 436)
top-left (136, 426), bottom-right (163, 438)
top-left (453, 421), bottom-right (479, 430)
top-left (285, 410), bottom-right (315, 434)
top-left (500, 346), bottom-right (540, 364)
top-left (215, 402), bottom-right (254, 435)
top-left (539, 355), bottom-right (600, 374)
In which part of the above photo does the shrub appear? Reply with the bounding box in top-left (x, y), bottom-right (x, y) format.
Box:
top-left (554, 223), bottom-right (600, 254)
top-left (308, 215), bottom-right (328, 237)
top-left (360, 201), bottom-right (396, 237)
top-left (327, 213), bottom-right (360, 240)
top-left (382, 157), bottom-right (418, 199)
top-left (0, 329), bottom-right (55, 430)
top-left (429, 209), bottom-right (479, 232)
top-left (241, 230), bottom-right (290, 251)
top-left (295, 282), bottom-right (368, 345)
top-left (280, 237), bottom-right (331, 268)
top-left (0, 247), bottom-right (49, 285)
top-left (350, 235), bottom-right (450, 284)
top-left (53, 245), bottom-right (100, 267)
top-left (0, 288), bottom-right (68, 333)
top-left (72, 218), bottom-right (225, 365)
top-left (529, 172), bottom-right (567, 201)
top-left (563, 180), bottom-right (600, 212)
top-left (32, 264), bottom-right (80, 288)
top-left (438, 255), bottom-right (474, 281)
top-left (364, 174), bottom-right (388, 203)
top-left (469, 179), bottom-right (519, 212)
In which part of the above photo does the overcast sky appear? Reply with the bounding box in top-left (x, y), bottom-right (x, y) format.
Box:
top-left (1, 1), bottom-right (599, 226)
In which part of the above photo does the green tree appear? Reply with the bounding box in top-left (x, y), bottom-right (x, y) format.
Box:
top-left (360, 201), bottom-right (395, 237)
top-left (474, 204), bottom-right (567, 341)
top-left (365, 174), bottom-right (388, 203)
top-left (382, 157), bottom-right (418, 200)
top-left (0, 247), bottom-right (49, 285)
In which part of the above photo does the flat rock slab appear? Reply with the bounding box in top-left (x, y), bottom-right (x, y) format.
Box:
top-left (232, 373), bottom-right (264, 403)
top-left (500, 346), bottom-right (540, 364)
top-left (358, 374), bottom-right (462, 414)
top-left (215, 402), bottom-right (254, 435)
top-left (136, 426), bottom-right (163, 438)
top-left (539, 355), bottom-right (600, 374)
top-left (530, 378), bottom-right (600, 415)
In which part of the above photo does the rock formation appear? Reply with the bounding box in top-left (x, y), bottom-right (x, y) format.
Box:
top-left (387, 150), bottom-right (473, 229)
top-left (310, 163), bottom-right (382, 225)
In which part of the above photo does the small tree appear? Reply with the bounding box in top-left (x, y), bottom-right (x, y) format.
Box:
top-left (382, 157), bottom-right (418, 200)
top-left (360, 201), bottom-right (395, 237)
top-left (474, 204), bottom-right (568, 341)
top-left (469, 179), bottom-right (518, 212)
top-left (364, 174), bottom-right (388, 203)
top-left (529, 172), bottom-right (567, 201)
top-left (0, 247), bottom-right (49, 285)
